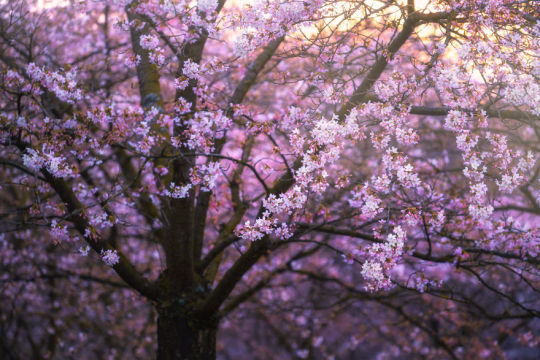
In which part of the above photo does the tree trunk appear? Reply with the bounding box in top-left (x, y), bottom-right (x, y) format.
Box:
top-left (157, 309), bottom-right (217, 360)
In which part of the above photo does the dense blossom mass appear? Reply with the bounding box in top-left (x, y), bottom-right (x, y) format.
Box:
top-left (0, 0), bottom-right (539, 359)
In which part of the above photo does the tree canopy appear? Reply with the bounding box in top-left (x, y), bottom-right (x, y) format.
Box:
top-left (0, 0), bottom-right (539, 359)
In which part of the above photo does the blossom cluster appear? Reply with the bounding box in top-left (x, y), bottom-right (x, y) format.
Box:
top-left (197, 0), bottom-right (218, 14)
top-left (101, 249), bottom-right (120, 266)
top-left (236, 212), bottom-right (294, 242)
top-left (26, 63), bottom-right (83, 104)
top-left (232, 0), bottom-right (324, 57)
top-left (348, 186), bottom-right (383, 220)
top-left (49, 219), bottom-right (71, 244)
top-left (236, 186), bottom-right (306, 241)
top-left (294, 109), bottom-right (364, 191)
top-left (139, 34), bottom-right (165, 66)
top-left (162, 162), bottom-right (222, 199)
top-left (374, 71), bottom-right (420, 104)
top-left (163, 183), bottom-right (192, 199)
top-left (361, 226), bottom-right (407, 292)
top-left (238, 109), bottom-right (364, 241)
top-left (190, 162), bottom-right (221, 192)
top-left (22, 147), bottom-right (73, 178)
top-left (442, 110), bottom-right (535, 223)
top-left (179, 110), bottom-right (232, 152)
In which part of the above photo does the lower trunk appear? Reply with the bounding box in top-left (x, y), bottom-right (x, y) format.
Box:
top-left (157, 311), bottom-right (218, 360)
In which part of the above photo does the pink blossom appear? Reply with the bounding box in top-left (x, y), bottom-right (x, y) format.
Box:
top-left (101, 249), bottom-right (120, 266)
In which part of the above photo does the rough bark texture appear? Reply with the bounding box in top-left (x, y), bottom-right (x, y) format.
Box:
top-left (157, 306), bottom-right (218, 360)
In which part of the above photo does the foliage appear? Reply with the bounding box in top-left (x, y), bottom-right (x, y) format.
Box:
top-left (1, 0), bottom-right (539, 358)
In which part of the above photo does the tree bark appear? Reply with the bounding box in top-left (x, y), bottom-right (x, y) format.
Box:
top-left (157, 308), bottom-right (218, 360)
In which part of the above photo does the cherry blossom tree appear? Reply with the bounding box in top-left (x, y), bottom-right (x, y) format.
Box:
top-left (1, 0), bottom-right (539, 359)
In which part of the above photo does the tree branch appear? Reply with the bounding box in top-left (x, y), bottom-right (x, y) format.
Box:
top-left (43, 171), bottom-right (158, 300)
top-left (197, 237), bottom-right (270, 316)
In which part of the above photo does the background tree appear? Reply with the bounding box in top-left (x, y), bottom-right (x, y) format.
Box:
top-left (1, 0), bottom-right (539, 359)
